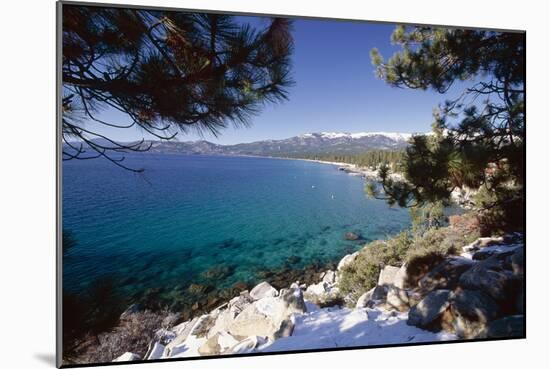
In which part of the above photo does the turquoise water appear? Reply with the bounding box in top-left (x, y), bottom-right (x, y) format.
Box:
top-left (63, 154), bottom-right (410, 302)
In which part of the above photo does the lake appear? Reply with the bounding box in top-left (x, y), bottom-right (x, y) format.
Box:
top-left (62, 154), bottom-right (410, 307)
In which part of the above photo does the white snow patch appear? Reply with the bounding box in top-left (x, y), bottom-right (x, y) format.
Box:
top-left (257, 306), bottom-right (457, 352)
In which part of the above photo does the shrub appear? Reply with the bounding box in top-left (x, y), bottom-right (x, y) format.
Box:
top-left (338, 232), bottom-right (412, 302)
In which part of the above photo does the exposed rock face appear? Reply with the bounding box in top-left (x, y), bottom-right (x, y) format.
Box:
top-left (459, 257), bottom-right (517, 302)
top-left (112, 352), bottom-right (141, 362)
top-left (407, 290), bottom-right (452, 331)
top-left (418, 258), bottom-right (474, 292)
top-left (450, 289), bottom-right (501, 338)
top-left (378, 265), bottom-right (400, 286)
top-left (250, 281), bottom-right (278, 300)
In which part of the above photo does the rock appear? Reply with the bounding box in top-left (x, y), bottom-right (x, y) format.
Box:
top-left (165, 317), bottom-right (198, 352)
top-left (187, 283), bottom-right (211, 295)
top-left (459, 257), bottom-right (517, 302)
top-left (280, 287), bottom-right (307, 314)
top-left (463, 236), bottom-right (504, 252)
top-left (232, 282), bottom-right (249, 292)
top-left (337, 252), bottom-right (359, 271)
top-left (344, 232), bottom-right (361, 240)
top-left (227, 286), bottom-right (306, 339)
top-left (407, 290), bottom-right (452, 331)
top-left (112, 352), bottom-right (141, 362)
top-left (154, 328), bottom-right (177, 345)
top-left (356, 285), bottom-right (388, 308)
top-left (450, 289), bottom-right (501, 339)
top-left (306, 281), bottom-right (329, 296)
top-left (198, 333), bottom-right (222, 356)
top-left (228, 303), bottom-right (279, 338)
top-left (356, 289), bottom-right (373, 308)
top-left (230, 336), bottom-right (268, 354)
top-left (250, 281), bottom-right (278, 300)
top-left (145, 342), bottom-right (165, 360)
top-left (273, 317), bottom-right (295, 339)
top-left (386, 286), bottom-right (410, 312)
top-left (322, 270), bottom-right (337, 284)
top-left (476, 315), bottom-right (525, 339)
top-left (207, 308), bottom-right (238, 339)
top-left (418, 258), bottom-right (474, 292)
top-left (510, 248), bottom-right (524, 276)
top-left (377, 265), bottom-right (400, 286)
top-left (198, 331), bottom-right (240, 356)
top-left (393, 264), bottom-right (409, 289)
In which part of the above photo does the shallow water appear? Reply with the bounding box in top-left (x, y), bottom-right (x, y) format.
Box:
top-left (62, 154), bottom-right (410, 302)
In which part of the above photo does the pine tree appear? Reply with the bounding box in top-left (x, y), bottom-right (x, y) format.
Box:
top-left (369, 26), bottom-right (525, 231)
top-left (62, 5), bottom-right (294, 171)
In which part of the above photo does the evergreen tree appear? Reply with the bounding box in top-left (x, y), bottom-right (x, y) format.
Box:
top-left (62, 5), bottom-right (294, 171)
top-left (368, 26), bottom-right (524, 231)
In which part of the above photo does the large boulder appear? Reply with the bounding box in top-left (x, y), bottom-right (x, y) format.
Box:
top-left (250, 281), bottom-right (278, 300)
top-left (475, 315), bottom-right (525, 339)
top-left (377, 265), bottom-right (400, 286)
top-left (459, 256), bottom-right (517, 302)
top-left (407, 290), bottom-right (452, 331)
top-left (227, 287), bottom-right (306, 339)
top-left (450, 289), bottom-right (501, 339)
top-left (418, 258), bottom-right (474, 292)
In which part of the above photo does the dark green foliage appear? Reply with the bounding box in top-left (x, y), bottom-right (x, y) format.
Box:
top-left (409, 201), bottom-right (445, 235)
top-left (62, 5), bottom-right (294, 170)
top-left (288, 150), bottom-right (405, 169)
top-left (369, 26), bottom-right (525, 233)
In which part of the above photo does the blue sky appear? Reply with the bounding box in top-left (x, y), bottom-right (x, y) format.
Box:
top-left (88, 17), bottom-right (473, 145)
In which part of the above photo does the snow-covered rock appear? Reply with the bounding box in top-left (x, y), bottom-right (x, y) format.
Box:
top-left (250, 281), bottom-right (278, 300)
top-left (145, 342), bottom-right (165, 360)
top-left (112, 352), bottom-right (141, 362)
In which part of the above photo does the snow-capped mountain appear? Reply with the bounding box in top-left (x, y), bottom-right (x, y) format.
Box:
top-left (144, 131), bottom-right (417, 156)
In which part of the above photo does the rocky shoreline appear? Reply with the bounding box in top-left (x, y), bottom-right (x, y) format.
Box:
top-left (110, 232), bottom-right (525, 362)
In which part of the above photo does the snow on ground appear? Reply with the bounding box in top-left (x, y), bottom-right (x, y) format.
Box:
top-left (258, 306), bottom-right (457, 352)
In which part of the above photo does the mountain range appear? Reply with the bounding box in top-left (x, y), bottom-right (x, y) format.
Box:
top-left (144, 131), bottom-right (415, 157)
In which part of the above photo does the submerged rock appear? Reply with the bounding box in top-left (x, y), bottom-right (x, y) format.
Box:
top-left (344, 232), bottom-right (361, 241)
